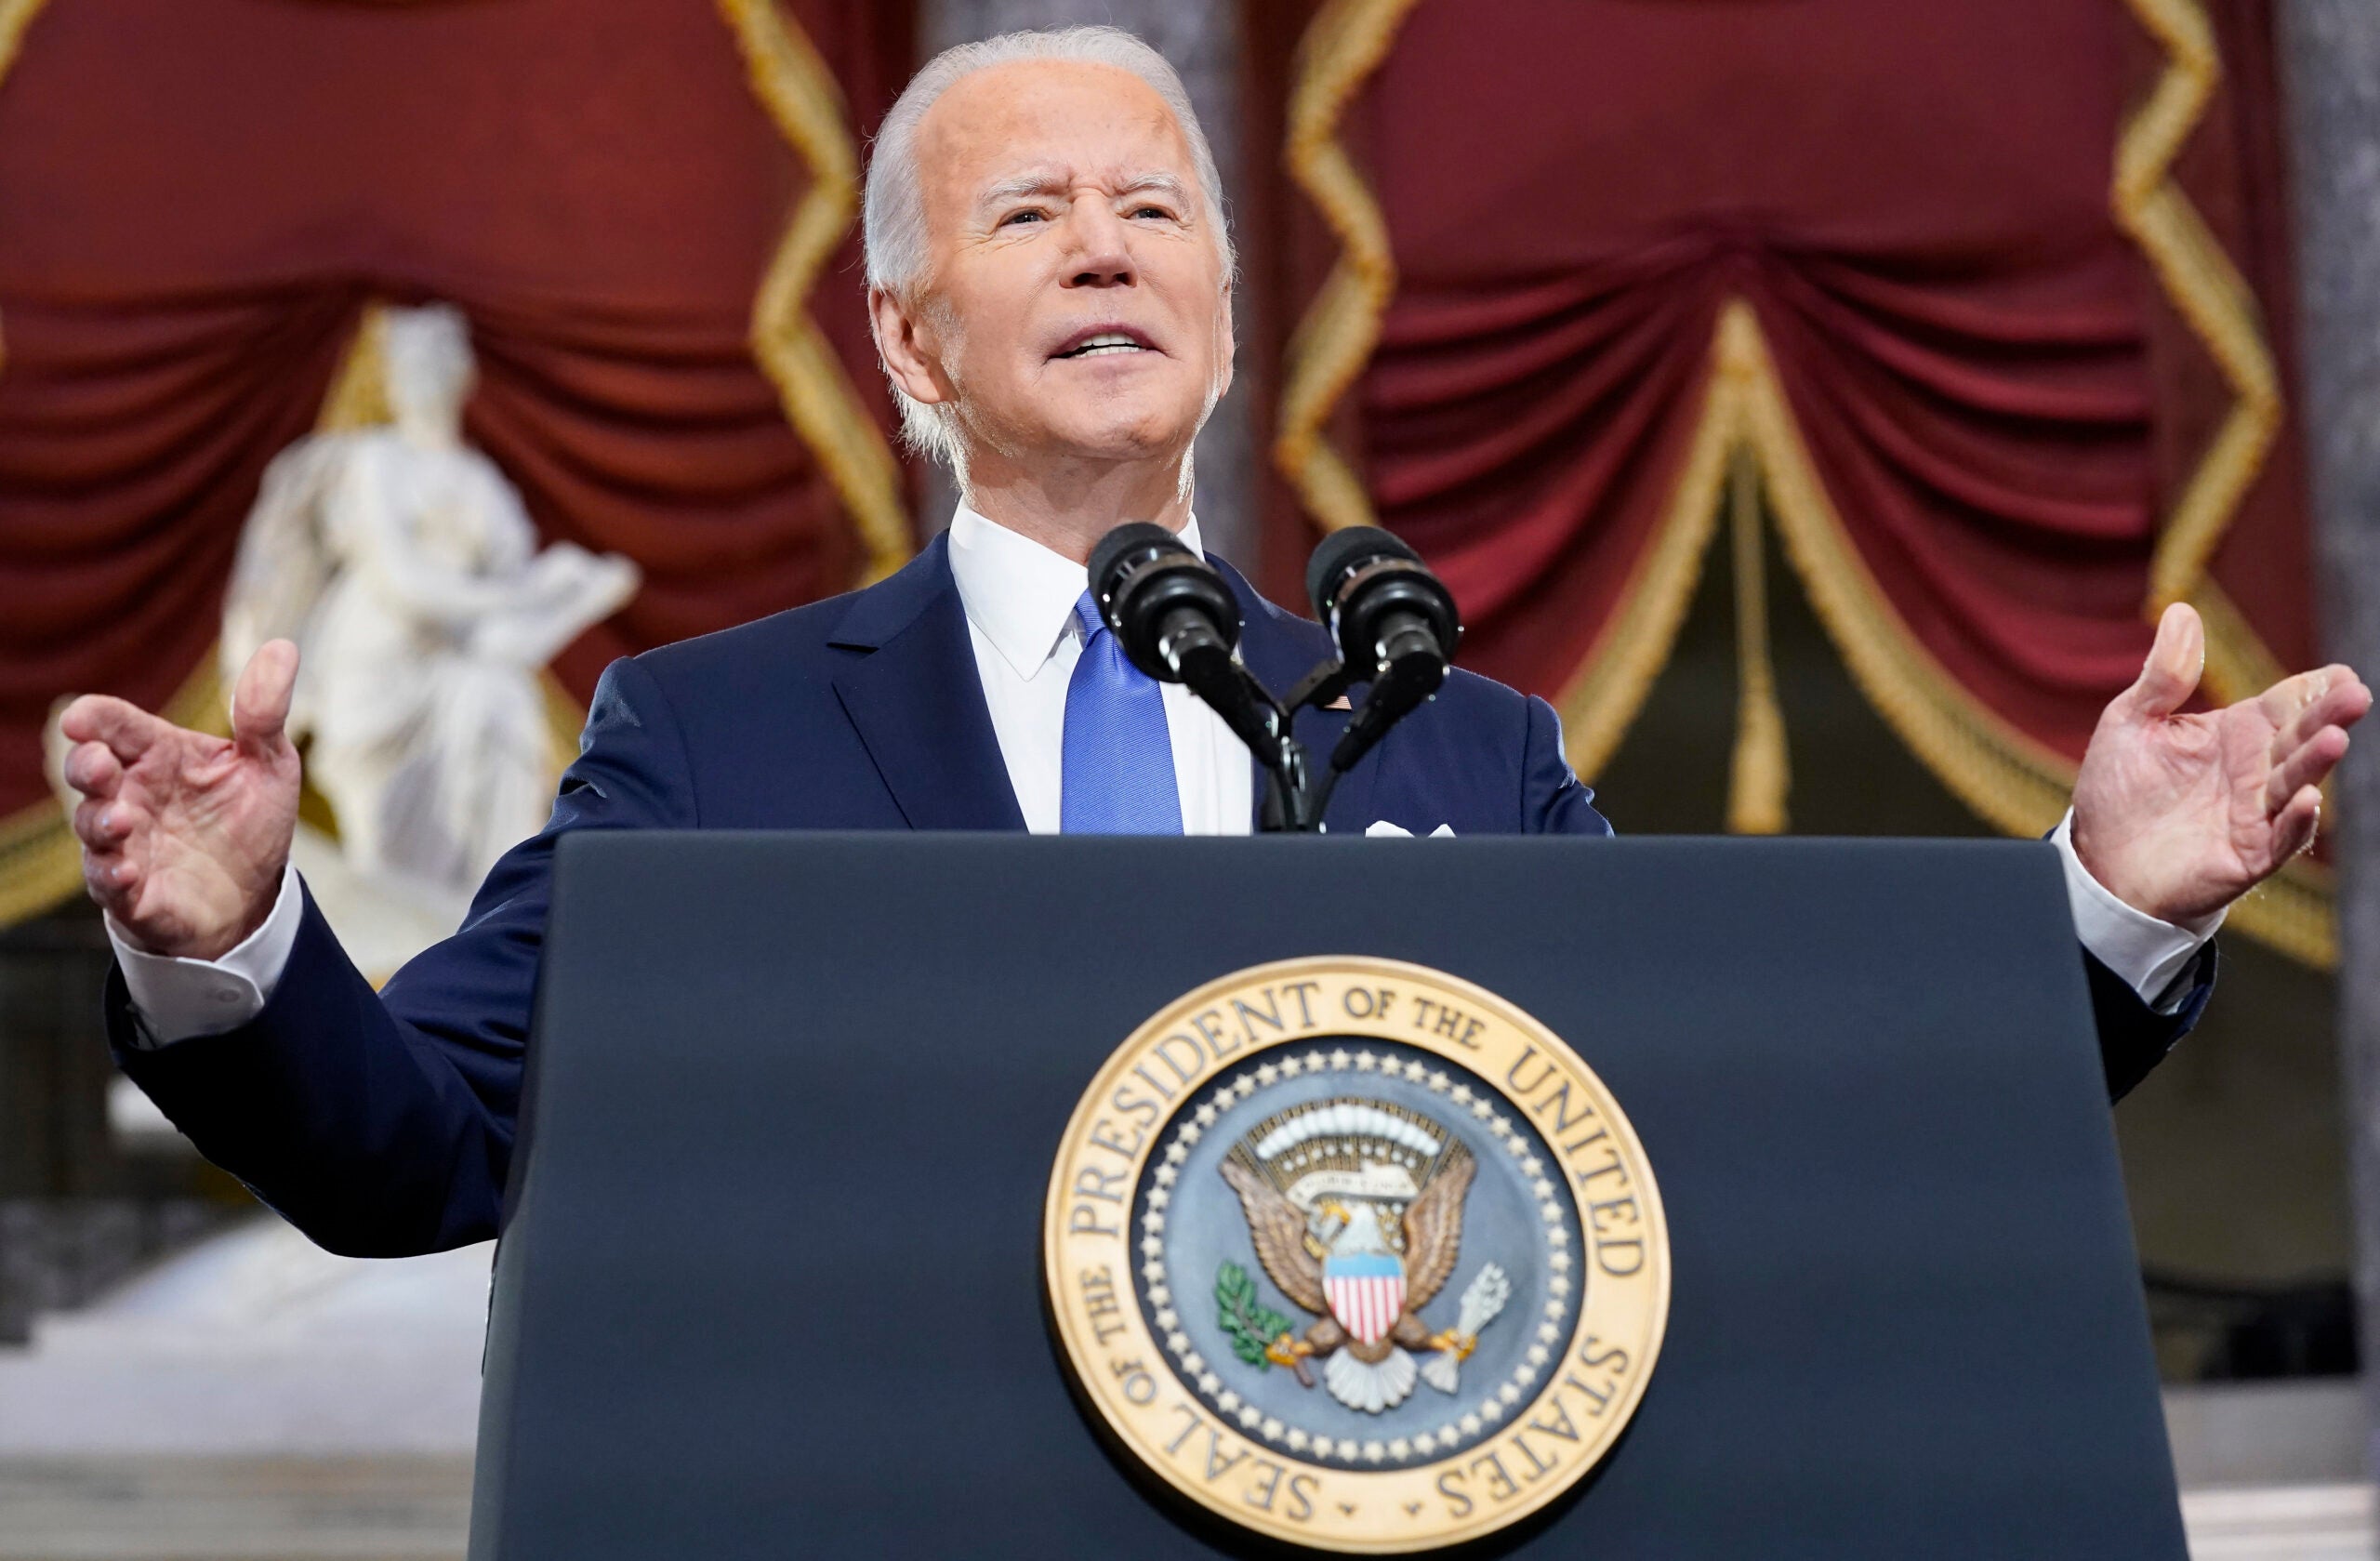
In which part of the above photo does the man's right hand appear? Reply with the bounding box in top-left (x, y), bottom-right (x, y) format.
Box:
top-left (60, 641), bottom-right (303, 960)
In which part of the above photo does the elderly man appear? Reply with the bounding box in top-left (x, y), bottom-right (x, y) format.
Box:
top-left (56, 29), bottom-right (2370, 1257)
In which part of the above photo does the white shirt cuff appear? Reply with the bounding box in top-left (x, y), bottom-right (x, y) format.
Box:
top-left (2053, 811), bottom-right (2220, 1012)
top-left (109, 865), bottom-right (303, 1048)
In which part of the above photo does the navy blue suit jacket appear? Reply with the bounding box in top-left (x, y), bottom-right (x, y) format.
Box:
top-left (107, 535), bottom-right (2208, 1255)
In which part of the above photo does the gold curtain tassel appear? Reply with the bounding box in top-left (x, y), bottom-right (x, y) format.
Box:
top-left (1726, 443), bottom-right (1789, 835)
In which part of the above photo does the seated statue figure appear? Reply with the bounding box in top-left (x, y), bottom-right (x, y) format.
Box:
top-left (223, 303), bottom-right (638, 918)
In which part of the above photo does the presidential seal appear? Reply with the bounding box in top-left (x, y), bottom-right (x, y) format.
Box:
top-left (1044, 958), bottom-right (1669, 1553)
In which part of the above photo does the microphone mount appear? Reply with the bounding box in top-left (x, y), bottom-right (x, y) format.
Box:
top-left (1087, 523), bottom-right (1461, 835)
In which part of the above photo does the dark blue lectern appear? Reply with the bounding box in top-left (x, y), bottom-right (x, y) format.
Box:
top-left (468, 834), bottom-right (2184, 1558)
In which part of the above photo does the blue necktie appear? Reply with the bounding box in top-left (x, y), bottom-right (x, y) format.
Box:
top-left (1062, 590), bottom-right (1183, 834)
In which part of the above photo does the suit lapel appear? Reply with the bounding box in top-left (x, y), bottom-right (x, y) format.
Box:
top-left (1216, 557), bottom-right (1380, 834)
top-left (828, 535), bottom-right (1026, 832)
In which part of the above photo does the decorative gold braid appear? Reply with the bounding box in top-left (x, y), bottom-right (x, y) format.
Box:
top-left (2109, 0), bottom-right (2331, 962)
top-left (2188, 576), bottom-right (2288, 703)
top-left (2113, 0), bottom-right (2284, 619)
top-left (1714, 298), bottom-right (2325, 967)
top-left (714, 0), bottom-right (909, 585)
top-left (1725, 443), bottom-right (1788, 834)
top-left (316, 300), bottom-right (393, 431)
top-left (1552, 325), bottom-right (1742, 784)
top-left (0, 795), bottom-right (81, 927)
top-left (1273, 0), bottom-right (1427, 534)
top-left (1722, 303), bottom-right (2083, 840)
top-left (0, 0), bottom-right (69, 923)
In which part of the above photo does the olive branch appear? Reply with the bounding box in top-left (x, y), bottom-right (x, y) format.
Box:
top-left (1215, 1259), bottom-right (1292, 1369)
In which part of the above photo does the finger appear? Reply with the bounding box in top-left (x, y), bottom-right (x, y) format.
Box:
top-left (73, 794), bottom-right (141, 850)
top-left (2127, 603), bottom-right (2204, 719)
top-left (2265, 666), bottom-right (2373, 749)
top-left (2271, 783), bottom-right (2322, 862)
top-left (2266, 726), bottom-right (2349, 814)
top-left (56, 694), bottom-right (171, 766)
top-left (80, 858), bottom-right (148, 926)
top-left (231, 639), bottom-right (298, 757)
top-left (61, 740), bottom-right (124, 801)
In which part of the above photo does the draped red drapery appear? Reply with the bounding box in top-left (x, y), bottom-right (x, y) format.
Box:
top-left (0, 0), bottom-right (912, 841)
top-left (1245, 0), bottom-right (2320, 957)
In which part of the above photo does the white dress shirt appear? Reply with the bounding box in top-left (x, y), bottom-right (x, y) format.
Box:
top-left (111, 508), bottom-right (2216, 1042)
top-left (947, 505), bottom-right (1251, 836)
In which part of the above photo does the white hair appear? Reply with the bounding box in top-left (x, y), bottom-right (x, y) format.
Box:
top-left (862, 26), bottom-right (1235, 479)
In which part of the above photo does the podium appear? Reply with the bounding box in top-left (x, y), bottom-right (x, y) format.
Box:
top-left (468, 834), bottom-right (2185, 1558)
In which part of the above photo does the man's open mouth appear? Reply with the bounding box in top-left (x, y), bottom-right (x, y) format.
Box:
top-left (1055, 331), bottom-right (1155, 359)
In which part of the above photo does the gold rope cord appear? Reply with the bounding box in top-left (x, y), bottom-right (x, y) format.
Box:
top-left (0, 0), bottom-right (65, 922)
top-left (1270, 0), bottom-right (2332, 967)
top-left (2110, 0), bottom-right (2331, 959)
top-left (1726, 298), bottom-right (2333, 968)
top-left (0, 2), bottom-right (908, 921)
top-left (1551, 344), bottom-right (1739, 787)
top-left (1272, 0), bottom-right (1428, 534)
top-left (1725, 443), bottom-right (1788, 835)
top-left (714, 0), bottom-right (909, 585)
top-left (2114, 0), bottom-right (2291, 708)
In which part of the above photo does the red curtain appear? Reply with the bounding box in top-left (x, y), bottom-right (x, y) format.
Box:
top-left (1247, 0), bottom-right (2311, 786)
top-left (0, 0), bottom-right (913, 826)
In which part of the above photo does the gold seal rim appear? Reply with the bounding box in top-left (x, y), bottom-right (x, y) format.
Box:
top-left (1043, 956), bottom-right (1670, 1554)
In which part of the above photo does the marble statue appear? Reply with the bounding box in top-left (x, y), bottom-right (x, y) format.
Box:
top-left (219, 304), bottom-right (637, 959)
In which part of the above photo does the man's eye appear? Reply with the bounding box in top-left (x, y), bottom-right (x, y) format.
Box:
top-left (1000, 209), bottom-right (1047, 227)
top-left (1130, 205), bottom-right (1178, 221)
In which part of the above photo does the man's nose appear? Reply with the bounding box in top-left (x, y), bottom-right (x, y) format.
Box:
top-left (1061, 202), bottom-right (1136, 289)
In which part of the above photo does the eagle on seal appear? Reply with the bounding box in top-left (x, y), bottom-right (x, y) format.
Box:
top-left (1220, 1141), bottom-right (1485, 1413)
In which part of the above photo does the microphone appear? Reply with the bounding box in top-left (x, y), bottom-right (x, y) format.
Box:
top-left (1089, 525), bottom-right (1298, 798)
top-left (1303, 527), bottom-right (1461, 775)
top-left (1089, 523), bottom-right (1242, 688)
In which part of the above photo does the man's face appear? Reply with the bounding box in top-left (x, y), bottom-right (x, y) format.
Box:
top-left (880, 60), bottom-right (1233, 474)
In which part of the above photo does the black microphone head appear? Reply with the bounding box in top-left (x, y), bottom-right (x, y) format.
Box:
top-left (1304, 525), bottom-right (1460, 678)
top-left (1088, 522), bottom-right (1239, 681)
top-left (1304, 526), bottom-right (1419, 626)
top-left (1090, 523), bottom-right (1189, 620)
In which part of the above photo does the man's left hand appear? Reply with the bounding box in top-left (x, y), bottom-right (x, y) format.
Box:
top-left (2071, 603), bottom-right (2371, 925)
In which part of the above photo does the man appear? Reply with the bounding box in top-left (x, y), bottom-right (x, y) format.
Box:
top-left (57, 29), bottom-right (2369, 1257)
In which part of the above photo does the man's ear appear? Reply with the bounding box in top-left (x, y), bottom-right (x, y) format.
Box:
top-left (1215, 280), bottom-right (1236, 401)
top-left (868, 285), bottom-right (951, 407)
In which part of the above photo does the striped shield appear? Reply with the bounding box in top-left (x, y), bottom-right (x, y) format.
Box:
top-left (1322, 1250), bottom-right (1407, 1345)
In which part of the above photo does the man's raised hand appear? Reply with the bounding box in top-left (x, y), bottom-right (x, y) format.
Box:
top-left (60, 641), bottom-right (303, 959)
top-left (2071, 603), bottom-right (2371, 926)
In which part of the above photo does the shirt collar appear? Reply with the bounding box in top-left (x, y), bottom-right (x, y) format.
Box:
top-left (945, 503), bottom-right (1205, 680)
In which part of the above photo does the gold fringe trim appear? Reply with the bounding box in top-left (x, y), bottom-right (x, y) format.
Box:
top-left (0, 0), bottom-right (44, 99)
top-left (1552, 330), bottom-right (1741, 784)
top-left (1272, 0), bottom-right (1427, 534)
top-left (1726, 443), bottom-right (1789, 834)
top-left (2110, 0), bottom-right (2330, 961)
top-left (0, 0), bottom-right (47, 377)
top-left (714, 0), bottom-right (909, 585)
top-left (1717, 298), bottom-right (2327, 968)
top-left (0, 794), bottom-right (83, 928)
top-left (2188, 576), bottom-right (2288, 704)
top-left (1726, 303), bottom-right (2086, 836)
top-left (316, 300), bottom-right (393, 431)
top-left (2114, 0), bottom-right (2284, 620)
top-left (0, 0), bottom-right (66, 922)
